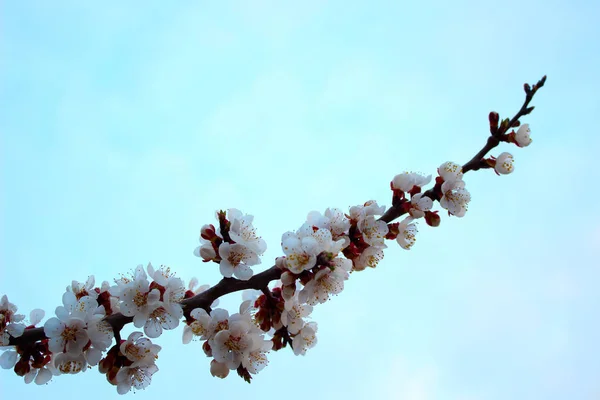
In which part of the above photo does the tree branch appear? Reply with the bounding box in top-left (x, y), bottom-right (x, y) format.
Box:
top-left (8, 76), bottom-right (546, 350)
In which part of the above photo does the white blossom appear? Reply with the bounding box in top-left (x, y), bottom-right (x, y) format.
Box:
top-left (218, 243), bottom-right (260, 280)
top-left (281, 295), bottom-right (313, 334)
top-left (116, 364), bottom-right (158, 394)
top-left (227, 208), bottom-right (267, 255)
top-left (242, 338), bottom-right (272, 374)
top-left (120, 332), bottom-right (161, 365)
top-left (298, 260), bottom-right (351, 305)
top-left (515, 123), bottom-right (532, 147)
top-left (408, 193), bottom-right (433, 218)
top-left (281, 233), bottom-right (319, 274)
top-left (397, 217), bottom-right (418, 250)
top-left (354, 247), bottom-right (384, 271)
top-left (359, 215), bottom-right (389, 248)
top-left (212, 317), bottom-right (253, 370)
top-left (440, 179), bottom-right (471, 217)
top-left (292, 322), bottom-right (318, 356)
top-left (0, 295), bottom-right (25, 345)
top-left (67, 276), bottom-right (97, 301)
top-left (495, 152), bottom-right (514, 175)
top-left (392, 172), bottom-right (432, 192)
top-left (438, 161), bottom-right (463, 183)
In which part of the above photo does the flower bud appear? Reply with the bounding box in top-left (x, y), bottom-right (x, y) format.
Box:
top-left (199, 243), bottom-right (217, 261)
top-left (210, 360), bottom-right (229, 379)
top-left (424, 210), bottom-right (440, 227)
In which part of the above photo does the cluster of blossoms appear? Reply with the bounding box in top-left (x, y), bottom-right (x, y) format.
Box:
top-left (194, 209), bottom-right (267, 280)
top-left (0, 71), bottom-right (542, 393)
top-left (0, 268), bottom-right (200, 394)
top-left (182, 305), bottom-right (273, 379)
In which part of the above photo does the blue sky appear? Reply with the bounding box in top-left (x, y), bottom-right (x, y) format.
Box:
top-left (1, 1), bottom-right (599, 399)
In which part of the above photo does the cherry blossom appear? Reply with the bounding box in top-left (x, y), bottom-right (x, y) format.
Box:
top-left (0, 295), bottom-right (25, 345)
top-left (227, 208), bottom-right (267, 255)
top-left (495, 152), bottom-right (515, 175)
top-left (440, 179), bottom-right (471, 217)
top-left (397, 217), bottom-right (418, 250)
top-left (281, 232), bottom-right (319, 274)
top-left (354, 246), bottom-right (385, 271)
top-left (280, 295), bottom-right (313, 334)
top-left (218, 243), bottom-right (260, 280)
top-left (359, 215), bottom-right (389, 248)
top-left (392, 172), bottom-right (432, 192)
top-left (408, 193), bottom-right (433, 219)
top-left (292, 322), bottom-right (318, 356)
top-left (515, 123), bottom-right (532, 147)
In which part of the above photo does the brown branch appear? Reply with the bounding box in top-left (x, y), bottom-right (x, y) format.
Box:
top-left (8, 76), bottom-right (546, 349)
top-left (380, 75), bottom-right (546, 224)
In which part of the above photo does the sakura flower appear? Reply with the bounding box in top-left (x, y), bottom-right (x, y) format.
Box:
top-left (44, 316), bottom-right (89, 355)
top-left (354, 247), bottom-right (385, 271)
top-left (397, 217), bottom-right (418, 250)
top-left (53, 352), bottom-right (87, 374)
top-left (349, 200), bottom-right (386, 225)
top-left (183, 308), bottom-right (212, 343)
top-left (292, 322), bottom-right (318, 356)
top-left (67, 276), bottom-right (97, 301)
top-left (280, 296), bottom-right (313, 334)
top-left (116, 364), bottom-right (158, 394)
top-left (0, 295), bottom-right (25, 345)
top-left (44, 295), bottom-right (97, 355)
top-left (120, 332), bottom-right (161, 365)
top-left (218, 243), bottom-right (260, 280)
top-left (86, 315), bottom-right (114, 351)
top-left (439, 179), bottom-right (471, 217)
top-left (143, 305), bottom-right (182, 338)
top-left (495, 152), bottom-right (514, 175)
top-left (438, 161), bottom-right (463, 183)
top-left (392, 172), bottom-right (432, 192)
top-left (281, 233), bottom-right (319, 274)
top-left (212, 318), bottom-right (253, 369)
top-left (118, 270), bottom-right (161, 329)
top-left (408, 193), bottom-right (433, 218)
top-left (299, 261), bottom-right (350, 305)
top-left (359, 215), bottom-right (389, 248)
top-left (515, 123), bottom-right (532, 147)
top-left (242, 338), bottom-right (272, 374)
top-left (227, 209), bottom-right (267, 255)
top-left (307, 208), bottom-right (351, 239)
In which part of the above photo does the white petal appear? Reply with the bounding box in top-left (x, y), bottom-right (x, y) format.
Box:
top-left (44, 318), bottom-right (65, 337)
top-left (30, 309), bottom-right (45, 326)
top-left (117, 381), bottom-right (132, 394)
top-left (182, 326), bottom-right (193, 344)
top-left (0, 350), bottom-right (17, 369)
top-left (62, 291), bottom-right (77, 310)
top-left (234, 265), bottom-right (254, 281)
top-left (35, 368), bottom-right (52, 385)
top-left (24, 369), bottom-right (36, 384)
top-left (219, 262), bottom-right (234, 278)
top-left (7, 323), bottom-right (25, 337)
top-left (86, 347), bottom-right (103, 366)
top-left (144, 319), bottom-right (163, 338)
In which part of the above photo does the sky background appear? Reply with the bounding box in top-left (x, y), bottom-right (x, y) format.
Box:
top-left (1, 1), bottom-right (599, 399)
